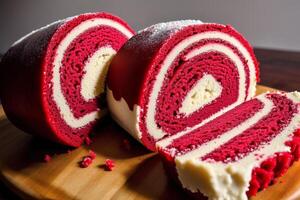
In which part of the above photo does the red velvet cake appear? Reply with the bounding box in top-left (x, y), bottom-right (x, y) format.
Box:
top-left (158, 92), bottom-right (300, 200)
top-left (0, 12), bottom-right (134, 147)
top-left (107, 20), bottom-right (259, 151)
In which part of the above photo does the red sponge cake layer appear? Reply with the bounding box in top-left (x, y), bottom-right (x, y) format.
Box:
top-left (158, 92), bottom-right (300, 200)
top-left (0, 12), bottom-right (134, 147)
top-left (107, 21), bottom-right (259, 151)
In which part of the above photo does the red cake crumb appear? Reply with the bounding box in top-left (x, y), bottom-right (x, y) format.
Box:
top-left (247, 128), bottom-right (300, 197)
top-left (80, 156), bottom-right (93, 168)
top-left (79, 151), bottom-right (97, 168)
top-left (44, 154), bottom-right (52, 162)
top-left (122, 139), bottom-right (131, 151)
top-left (274, 152), bottom-right (292, 177)
top-left (84, 137), bottom-right (92, 146)
top-left (105, 159), bottom-right (115, 171)
top-left (88, 150), bottom-right (96, 160)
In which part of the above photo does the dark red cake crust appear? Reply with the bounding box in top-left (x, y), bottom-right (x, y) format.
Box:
top-left (0, 20), bottom-right (64, 143)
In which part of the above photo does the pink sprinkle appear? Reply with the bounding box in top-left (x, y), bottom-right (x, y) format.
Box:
top-left (80, 157), bottom-right (93, 168)
top-left (84, 137), bottom-right (92, 146)
top-left (44, 154), bottom-right (51, 162)
top-left (88, 150), bottom-right (96, 160)
top-left (105, 159), bottom-right (115, 171)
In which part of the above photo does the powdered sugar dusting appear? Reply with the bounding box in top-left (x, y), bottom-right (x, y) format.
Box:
top-left (140, 20), bottom-right (202, 38)
top-left (126, 20), bottom-right (202, 51)
top-left (140, 20), bottom-right (202, 34)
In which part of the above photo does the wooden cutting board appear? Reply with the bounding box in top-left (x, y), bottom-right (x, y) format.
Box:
top-left (0, 85), bottom-right (299, 200)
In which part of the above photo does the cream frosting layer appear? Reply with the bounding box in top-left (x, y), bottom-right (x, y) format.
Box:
top-left (107, 88), bottom-right (142, 140)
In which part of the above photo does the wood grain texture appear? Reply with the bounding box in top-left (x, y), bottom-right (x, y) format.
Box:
top-left (0, 85), bottom-right (298, 200)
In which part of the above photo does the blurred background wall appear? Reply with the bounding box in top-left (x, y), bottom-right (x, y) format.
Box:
top-left (0, 0), bottom-right (300, 53)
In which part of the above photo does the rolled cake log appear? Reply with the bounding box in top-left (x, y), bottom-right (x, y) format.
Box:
top-left (107, 20), bottom-right (259, 151)
top-left (0, 12), bottom-right (134, 147)
top-left (158, 91), bottom-right (300, 199)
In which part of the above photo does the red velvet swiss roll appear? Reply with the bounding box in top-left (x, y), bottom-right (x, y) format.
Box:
top-left (0, 12), bottom-right (134, 147)
top-left (107, 20), bottom-right (259, 151)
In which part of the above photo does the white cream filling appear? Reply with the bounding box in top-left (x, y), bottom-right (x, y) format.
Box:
top-left (174, 93), bottom-right (300, 200)
top-left (107, 88), bottom-right (142, 140)
top-left (287, 91), bottom-right (300, 104)
top-left (52, 18), bottom-right (133, 128)
top-left (147, 31), bottom-right (256, 141)
top-left (179, 74), bottom-right (222, 116)
top-left (81, 47), bottom-right (116, 101)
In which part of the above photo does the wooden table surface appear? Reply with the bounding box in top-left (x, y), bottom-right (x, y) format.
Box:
top-left (0, 48), bottom-right (300, 199)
